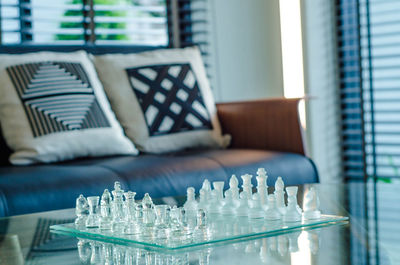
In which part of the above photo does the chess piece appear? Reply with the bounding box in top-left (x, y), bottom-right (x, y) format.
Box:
top-left (154, 205), bottom-right (171, 239)
top-left (99, 189), bottom-right (112, 230)
top-left (141, 193), bottom-right (156, 237)
top-left (303, 187), bottom-right (321, 219)
top-left (201, 179), bottom-right (212, 200)
top-left (124, 191), bottom-right (137, 234)
top-left (264, 194), bottom-right (281, 220)
top-left (274, 177), bottom-right (286, 214)
top-left (111, 186), bottom-right (125, 233)
top-left (249, 193), bottom-right (264, 219)
top-left (86, 196), bottom-right (100, 228)
top-left (221, 190), bottom-right (236, 215)
top-left (236, 191), bottom-right (250, 216)
top-left (75, 194), bottom-right (89, 228)
top-left (208, 189), bottom-right (224, 215)
top-left (183, 187), bottom-right (198, 216)
top-left (198, 189), bottom-right (208, 212)
top-left (169, 206), bottom-right (185, 238)
top-left (241, 174), bottom-right (253, 200)
top-left (193, 209), bottom-right (210, 241)
top-left (229, 175), bottom-right (240, 202)
top-left (212, 181), bottom-right (225, 202)
top-left (256, 168), bottom-right (268, 207)
top-left (283, 186), bottom-right (302, 222)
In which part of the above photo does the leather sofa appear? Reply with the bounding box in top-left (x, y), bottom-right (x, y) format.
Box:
top-left (0, 97), bottom-right (318, 218)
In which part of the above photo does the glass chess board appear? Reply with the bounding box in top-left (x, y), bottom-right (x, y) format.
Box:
top-left (50, 214), bottom-right (348, 252)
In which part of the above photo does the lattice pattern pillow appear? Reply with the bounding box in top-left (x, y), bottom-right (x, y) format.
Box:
top-left (0, 51), bottom-right (138, 165)
top-left (94, 47), bottom-right (230, 153)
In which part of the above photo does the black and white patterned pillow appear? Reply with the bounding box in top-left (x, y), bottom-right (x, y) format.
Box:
top-left (94, 47), bottom-right (230, 153)
top-left (0, 51), bottom-right (138, 165)
top-left (7, 61), bottom-right (110, 137)
top-left (126, 63), bottom-right (213, 136)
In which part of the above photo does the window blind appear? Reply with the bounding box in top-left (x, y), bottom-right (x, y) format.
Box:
top-left (0, 0), bottom-right (209, 51)
top-left (337, 0), bottom-right (400, 180)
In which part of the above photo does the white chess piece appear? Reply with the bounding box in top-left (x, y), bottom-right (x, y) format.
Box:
top-left (236, 191), bottom-right (250, 216)
top-left (241, 174), bottom-right (253, 200)
top-left (229, 175), bottom-right (240, 200)
top-left (198, 189), bottom-right (208, 212)
top-left (221, 190), bottom-right (236, 215)
top-left (303, 187), bottom-right (321, 219)
top-left (274, 176), bottom-right (286, 214)
top-left (264, 194), bottom-right (281, 220)
top-left (201, 179), bottom-right (212, 200)
top-left (207, 190), bottom-right (222, 214)
top-left (183, 187), bottom-right (198, 216)
top-left (249, 193), bottom-right (264, 219)
top-left (212, 181), bottom-right (225, 198)
top-left (256, 168), bottom-right (268, 207)
top-left (283, 186), bottom-right (301, 222)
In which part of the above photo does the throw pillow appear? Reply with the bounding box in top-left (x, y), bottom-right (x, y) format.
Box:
top-left (0, 51), bottom-right (138, 165)
top-left (93, 47), bottom-right (230, 153)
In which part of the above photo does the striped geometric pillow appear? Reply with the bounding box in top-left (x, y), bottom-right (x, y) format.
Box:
top-left (0, 51), bottom-right (138, 165)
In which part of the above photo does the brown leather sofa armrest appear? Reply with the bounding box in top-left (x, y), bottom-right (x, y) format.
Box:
top-left (216, 98), bottom-right (306, 155)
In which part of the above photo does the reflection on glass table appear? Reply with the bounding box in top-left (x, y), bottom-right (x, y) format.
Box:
top-left (0, 182), bottom-right (400, 264)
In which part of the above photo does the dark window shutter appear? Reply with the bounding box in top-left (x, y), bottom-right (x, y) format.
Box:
top-left (337, 0), bottom-right (400, 181)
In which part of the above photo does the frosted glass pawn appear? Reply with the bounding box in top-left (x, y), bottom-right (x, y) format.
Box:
top-left (236, 191), bottom-right (250, 216)
top-left (99, 189), bottom-right (112, 230)
top-left (241, 174), bottom-right (253, 200)
top-left (207, 190), bottom-right (221, 214)
top-left (264, 194), bottom-right (281, 220)
top-left (201, 179), bottom-right (212, 200)
top-left (183, 187), bottom-right (198, 217)
top-left (198, 189), bottom-right (208, 212)
top-left (75, 194), bottom-right (89, 228)
top-left (221, 190), bottom-right (236, 215)
top-left (274, 177), bottom-right (286, 214)
top-left (194, 209), bottom-right (210, 241)
top-left (229, 175), bottom-right (240, 207)
top-left (283, 187), bottom-right (302, 222)
top-left (256, 168), bottom-right (268, 207)
top-left (249, 193), bottom-right (264, 219)
top-left (86, 196), bottom-right (100, 228)
top-left (303, 187), bottom-right (321, 219)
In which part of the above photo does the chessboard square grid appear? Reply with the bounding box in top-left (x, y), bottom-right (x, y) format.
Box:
top-left (126, 63), bottom-right (213, 137)
top-left (6, 61), bottom-right (111, 137)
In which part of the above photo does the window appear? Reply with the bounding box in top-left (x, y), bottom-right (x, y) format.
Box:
top-left (337, 0), bottom-right (400, 180)
top-left (0, 0), bottom-right (209, 51)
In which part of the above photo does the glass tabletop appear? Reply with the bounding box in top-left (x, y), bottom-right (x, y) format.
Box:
top-left (0, 181), bottom-right (399, 265)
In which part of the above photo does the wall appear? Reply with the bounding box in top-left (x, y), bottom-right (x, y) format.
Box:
top-left (302, 0), bottom-right (343, 183)
top-left (209, 0), bottom-right (284, 102)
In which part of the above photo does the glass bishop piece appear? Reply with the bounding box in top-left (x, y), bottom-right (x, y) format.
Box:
top-left (100, 189), bottom-right (112, 230)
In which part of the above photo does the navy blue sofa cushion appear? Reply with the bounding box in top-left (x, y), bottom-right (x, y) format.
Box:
top-left (0, 149), bottom-right (318, 217)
